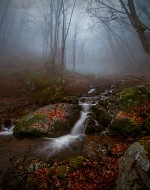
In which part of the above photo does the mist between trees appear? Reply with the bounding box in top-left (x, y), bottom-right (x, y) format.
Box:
top-left (0, 0), bottom-right (150, 77)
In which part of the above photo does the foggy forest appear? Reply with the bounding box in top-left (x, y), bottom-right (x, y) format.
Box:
top-left (0, 0), bottom-right (150, 190)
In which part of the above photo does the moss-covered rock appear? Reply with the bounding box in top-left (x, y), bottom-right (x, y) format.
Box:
top-left (142, 116), bottom-right (150, 135)
top-left (62, 96), bottom-right (78, 104)
top-left (109, 85), bottom-right (150, 137)
top-left (13, 103), bottom-right (80, 137)
top-left (13, 113), bottom-right (48, 137)
top-left (49, 156), bottom-right (84, 180)
top-left (116, 139), bottom-right (150, 190)
top-left (2, 158), bottom-right (53, 190)
top-left (69, 156), bottom-right (83, 170)
top-left (109, 117), bottom-right (141, 137)
top-left (119, 86), bottom-right (150, 112)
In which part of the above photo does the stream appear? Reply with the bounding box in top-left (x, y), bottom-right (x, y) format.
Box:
top-left (0, 90), bottom-right (99, 185)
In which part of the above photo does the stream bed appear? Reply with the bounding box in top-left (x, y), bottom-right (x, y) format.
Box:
top-left (0, 94), bottom-right (98, 185)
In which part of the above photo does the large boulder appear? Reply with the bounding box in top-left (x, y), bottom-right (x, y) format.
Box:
top-left (109, 116), bottom-right (141, 137)
top-left (116, 139), bottom-right (150, 190)
top-left (119, 86), bottom-right (150, 112)
top-left (109, 85), bottom-right (150, 137)
top-left (13, 103), bottom-right (80, 137)
top-left (2, 158), bottom-right (53, 190)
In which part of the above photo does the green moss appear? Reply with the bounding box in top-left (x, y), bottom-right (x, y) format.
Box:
top-left (37, 85), bottom-right (64, 105)
top-left (120, 124), bottom-right (140, 137)
top-left (69, 156), bottom-right (84, 169)
top-left (110, 118), bottom-right (132, 130)
top-left (50, 86), bottom-right (64, 103)
top-left (63, 96), bottom-right (78, 104)
top-left (120, 87), bottom-right (138, 100)
top-left (119, 86), bottom-right (150, 112)
top-left (49, 156), bottom-right (84, 179)
top-left (139, 139), bottom-right (150, 161)
top-left (110, 118), bottom-right (140, 137)
top-left (13, 113), bottom-right (48, 137)
top-left (57, 165), bottom-right (69, 178)
top-left (3, 101), bottom-right (12, 107)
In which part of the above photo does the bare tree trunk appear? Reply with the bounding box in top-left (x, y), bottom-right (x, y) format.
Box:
top-left (120, 0), bottom-right (150, 54)
top-left (0, 0), bottom-right (11, 30)
top-left (72, 23), bottom-right (77, 72)
top-left (61, 0), bottom-right (77, 82)
top-left (61, 8), bottom-right (65, 82)
top-left (128, 0), bottom-right (150, 54)
top-left (89, 0), bottom-right (150, 55)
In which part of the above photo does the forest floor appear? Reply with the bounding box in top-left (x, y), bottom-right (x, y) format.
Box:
top-left (0, 62), bottom-right (90, 126)
top-left (0, 62), bottom-right (150, 190)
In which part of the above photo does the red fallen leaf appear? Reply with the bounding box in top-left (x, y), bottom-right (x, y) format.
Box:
top-left (56, 181), bottom-right (61, 188)
top-left (82, 162), bottom-right (87, 166)
top-left (31, 159), bottom-right (37, 163)
top-left (89, 173), bottom-right (95, 178)
top-left (93, 161), bottom-right (98, 165)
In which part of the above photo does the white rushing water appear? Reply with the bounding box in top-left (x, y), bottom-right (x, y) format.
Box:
top-left (0, 125), bottom-right (14, 135)
top-left (71, 103), bottom-right (90, 135)
top-left (88, 88), bottom-right (95, 94)
top-left (42, 100), bottom-right (95, 156)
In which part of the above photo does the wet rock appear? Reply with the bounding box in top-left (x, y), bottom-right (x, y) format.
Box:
top-left (109, 117), bottom-right (140, 137)
top-left (3, 118), bottom-right (12, 128)
top-left (108, 84), bottom-right (150, 137)
top-left (142, 116), bottom-right (150, 135)
top-left (85, 112), bottom-right (105, 134)
top-left (92, 105), bottom-right (112, 128)
top-left (0, 123), bottom-right (2, 131)
top-left (79, 96), bottom-right (99, 104)
top-left (85, 118), bottom-right (104, 134)
top-left (116, 139), bottom-right (150, 190)
top-left (62, 96), bottom-right (78, 104)
top-left (87, 112), bottom-right (96, 120)
top-left (98, 99), bottom-right (108, 109)
top-left (119, 86), bottom-right (150, 112)
top-left (13, 103), bottom-right (80, 138)
top-left (2, 158), bottom-right (53, 190)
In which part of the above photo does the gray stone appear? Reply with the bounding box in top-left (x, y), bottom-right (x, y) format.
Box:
top-left (92, 105), bottom-right (112, 128)
top-left (116, 140), bottom-right (150, 190)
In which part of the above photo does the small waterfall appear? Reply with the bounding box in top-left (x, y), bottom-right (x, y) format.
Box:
top-left (71, 103), bottom-right (90, 135)
top-left (41, 98), bottom-right (96, 157)
top-left (0, 125), bottom-right (14, 135)
top-left (88, 88), bottom-right (95, 94)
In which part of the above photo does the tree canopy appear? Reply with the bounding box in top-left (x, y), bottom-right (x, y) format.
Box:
top-left (88, 0), bottom-right (150, 55)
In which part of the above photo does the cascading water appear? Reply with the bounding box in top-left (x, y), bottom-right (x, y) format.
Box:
top-left (71, 103), bottom-right (91, 135)
top-left (0, 125), bottom-right (14, 135)
top-left (41, 97), bottom-right (96, 157)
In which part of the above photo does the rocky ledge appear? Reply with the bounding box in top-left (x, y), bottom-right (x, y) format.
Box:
top-left (13, 103), bottom-right (80, 138)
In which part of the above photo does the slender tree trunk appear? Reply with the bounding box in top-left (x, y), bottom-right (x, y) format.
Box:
top-left (72, 24), bottom-right (77, 72)
top-left (128, 0), bottom-right (149, 54)
top-left (0, 0), bottom-right (11, 30)
top-left (60, 0), bottom-right (77, 82)
top-left (120, 0), bottom-right (150, 54)
top-left (61, 12), bottom-right (65, 83)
